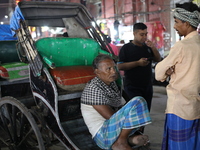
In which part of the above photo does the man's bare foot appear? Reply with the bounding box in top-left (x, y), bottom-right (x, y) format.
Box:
top-left (112, 141), bottom-right (133, 150)
top-left (128, 134), bottom-right (149, 147)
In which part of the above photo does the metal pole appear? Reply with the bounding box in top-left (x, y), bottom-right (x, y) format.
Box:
top-left (140, 0), bottom-right (147, 22)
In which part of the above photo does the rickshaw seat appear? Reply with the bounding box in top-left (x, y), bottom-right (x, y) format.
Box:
top-left (35, 37), bottom-right (103, 67)
top-left (35, 37), bottom-right (107, 91)
top-left (0, 62), bottom-right (29, 80)
top-left (0, 40), bottom-right (29, 81)
top-left (0, 41), bottom-right (19, 64)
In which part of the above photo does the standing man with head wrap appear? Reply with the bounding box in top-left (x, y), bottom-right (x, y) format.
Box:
top-left (155, 2), bottom-right (200, 150)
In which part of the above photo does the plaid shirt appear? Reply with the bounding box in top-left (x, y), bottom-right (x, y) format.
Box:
top-left (81, 77), bottom-right (122, 109)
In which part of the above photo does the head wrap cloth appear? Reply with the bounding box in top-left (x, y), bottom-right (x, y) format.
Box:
top-left (174, 8), bottom-right (200, 28)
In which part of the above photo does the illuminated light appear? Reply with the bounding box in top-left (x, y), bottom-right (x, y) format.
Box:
top-left (96, 20), bottom-right (101, 25)
top-left (5, 15), bottom-right (8, 19)
top-left (16, 0), bottom-right (20, 5)
top-left (1, 22), bottom-right (4, 25)
top-left (42, 26), bottom-right (49, 32)
top-left (54, 27), bottom-right (64, 34)
top-left (101, 20), bottom-right (106, 23)
top-left (32, 32), bottom-right (36, 39)
top-left (51, 29), bottom-right (56, 34)
top-left (113, 29), bottom-right (118, 36)
top-left (31, 27), bottom-right (36, 32)
top-left (91, 21), bottom-right (95, 27)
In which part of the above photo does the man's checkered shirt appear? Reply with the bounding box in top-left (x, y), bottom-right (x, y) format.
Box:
top-left (81, 77), bottom-right (122, 109)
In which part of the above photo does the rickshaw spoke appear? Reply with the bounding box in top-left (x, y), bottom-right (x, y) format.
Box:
top-left (0, 104), bottom-right (14, 143)
top-left (0, 97), bottom-right (45, 150)
top-left (19, 113), bottom-right (26, 141)
top-left (12, 105), bottom-right (18, 143)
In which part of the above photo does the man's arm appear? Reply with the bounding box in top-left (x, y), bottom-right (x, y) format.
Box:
top-left (145, 40), bottom-right (161, 62)
top-left (93, 105), bottom-right (115, 119)
top-left (151, 46), bottom-right (161, 62)
top-left (117, 58), bottom-right (149, 70)
top-left (155, 43), bottom-right (181, 82)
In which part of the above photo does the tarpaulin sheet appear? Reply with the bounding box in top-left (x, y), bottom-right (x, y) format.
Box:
top-left (10, 5), bottom-right (25, 37)
top-left (0, 25), bottom-right (17, 41)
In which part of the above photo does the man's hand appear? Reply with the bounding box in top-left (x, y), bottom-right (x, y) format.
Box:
top-left (145, 39), bottom-right (161, 62)
top-left (93, 105), bottom-right (115, 119)
top-left (145, 39), bottom-right (156, 49)
top-left (165, 66), bottom-right (175, 76)
top-left (138, 58), bottom-right (149, 66)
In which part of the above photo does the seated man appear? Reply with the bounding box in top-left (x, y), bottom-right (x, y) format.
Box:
top-left (81, 54), bottom-right (151, 150)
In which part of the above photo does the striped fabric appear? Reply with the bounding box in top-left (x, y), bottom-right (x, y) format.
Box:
top-left (162, 114), bottom-right (200, 150)
top-left (93, 96), bottom-right (151, 150)
top-left (174, 8), bottom-right (200, 28)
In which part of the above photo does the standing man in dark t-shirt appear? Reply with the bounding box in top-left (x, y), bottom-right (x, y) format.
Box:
top-left (118, 23), bottom-right (161, 111)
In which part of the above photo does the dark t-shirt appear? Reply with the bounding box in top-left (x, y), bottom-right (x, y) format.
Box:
top-left (119, 42), bottom-right (154, 87)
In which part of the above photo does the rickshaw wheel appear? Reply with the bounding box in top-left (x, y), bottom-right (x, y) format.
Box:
top-left (29, 106), bottom-right (60, 149)
top-left (0, 96), bottom-right (45, 150)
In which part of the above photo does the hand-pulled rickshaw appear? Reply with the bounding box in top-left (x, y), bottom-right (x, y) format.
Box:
top-left (0, 1), bottom-right (121, 150)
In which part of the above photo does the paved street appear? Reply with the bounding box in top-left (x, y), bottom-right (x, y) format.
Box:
top-left (144, 85), bottom-right (167, 150)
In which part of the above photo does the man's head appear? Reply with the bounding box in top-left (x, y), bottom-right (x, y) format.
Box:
top-left (105, 35), bottom-right (111, 43)
top-left (63, 32), bottom-right (69, 37)
top-left (173, 2), bottom-right (200, 37)
top-left (133, 23), bottom-right (148, 45)
top-left (93, 54), bottom-right (118, 85)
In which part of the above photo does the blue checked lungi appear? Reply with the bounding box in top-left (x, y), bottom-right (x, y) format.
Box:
top-left (162, 114), bottom-right (200, 150)
top-left (93, 96), bottom-right (152, 150)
